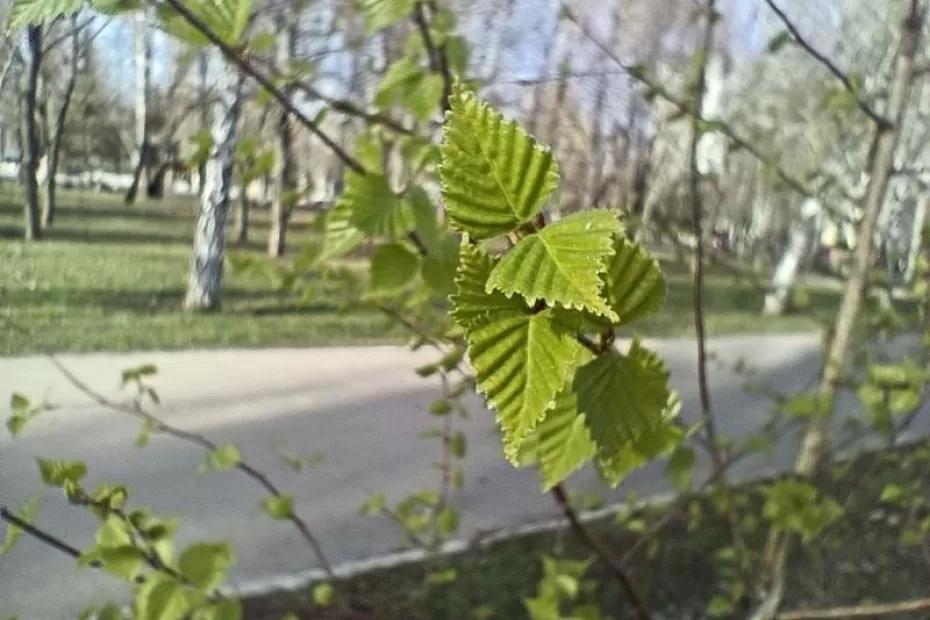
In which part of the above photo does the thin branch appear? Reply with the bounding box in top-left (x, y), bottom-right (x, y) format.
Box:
top-left (292, 78), bottom-right (415, 135)
top-left (564, 10), bottom-right (835, 215)
top-left (42, 14), bottom-right (95, 54)
top-left (762, 0), bottom-right (891, 129)
top-left (551, 484), bottom-right (652, 620)
top-left (153, 0), bottom-right (365, 175)
top-left (0, 505), bottom-right (90, 564)
top-left (49, 357), bottom-right (335, 579)
top-left (778, 598), bottom-right (930, 619)
top-left (413, 1), bottom-right (454, 112)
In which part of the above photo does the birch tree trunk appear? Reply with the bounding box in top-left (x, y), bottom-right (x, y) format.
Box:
top-left (762, 199), bottom-right (822, 315)
top-left (197, 49), bottom-right (209, 196)
top-left (751, 5), bottom-right (924, 617)
top-left (42, 16), bottom-right (81, 228)
top-left (905, 196), bottom-right (928, 281)
top-left (125, 9), bottom-right (152, 205)
top-left (183, 61), bottom-right (243, 311)
top-left (19, 25), bottom-right (42, 241)
top-left (267, 14), bottom-right (297, 257)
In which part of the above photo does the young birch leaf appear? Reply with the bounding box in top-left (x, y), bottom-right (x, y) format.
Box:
top-left (368, 242), bottom-right (420, 296)
top-left (343, 172), bottom-right (414, 239)
top-left (261, 494), bottom-right (294, 520)
top-left (450, 241), bottom-right (526, 330)
top-left (440, 85), bottom-right (559, 239)
top-left (134, 576), bottom-right (190, 620)
top-left (305, 202), bottom-right (364, 265)
top-left (8, 0), bottom-right (83, 27)
top-left (532, 359), bottom-right (597, 490)
top-left (179, 542), bottom-right (236, 591)
top-left (467, 309), bottom-right (583, 459)
top-left (574, 341), bottom-right (676, 486)
top-left (199, 443), bottom-right (241, 474)
top-left (0, 494), bottom-right (41, 556)
top-left (486, 210), bottom-right (620, 320)
top-left (362, 0), bottom-right (416, 34)
top-left (603, 235), bottom-right (666, 326)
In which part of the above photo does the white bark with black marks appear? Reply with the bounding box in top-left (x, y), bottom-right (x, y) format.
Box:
top-left (183, 61), bottom-right (243, 311)
top-left (125, 9), bottom-right (152, 205)
top-left (763, 199), bottom-right (822, 315)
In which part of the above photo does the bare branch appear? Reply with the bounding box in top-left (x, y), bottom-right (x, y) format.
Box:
top-left (413, 1), bottom-right (454, 112)
top-left (50, 358), bottom-right (335, 579)
top-left (153, 0), bottom-right (365, 175)
top-left (762, 0), bottom-right (892, 129)
top-left (778, 598), bottom-right (930, 619)
top-left (551, 484), bottom-right (652, 620)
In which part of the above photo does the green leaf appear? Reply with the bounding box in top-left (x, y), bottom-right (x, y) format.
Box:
top-left (665, 445), bottom-right (695, 492)
top-left (486, 211), bottom-right (620, 320)
top-left (467, 308), bottom-right (584, 459)
top-left (440, 85), bottom-right (559, 238)
top-left (450, 431), bottom-right (467, 458)
top-left (762, 480), bottom-right (842, 540)
top-left (343, 172), bottom-right (414, 239)
top-left (375, 58), bottom-right (441, 120)
top-left (305, 202), bottom-right (364, 265)
top-left (312, 582), bottom-right (334, 607)
top-left (10, 393), bottom-right (30, 414)
top-left (359, 493), bottom-right (386, 516)
top-left (368, 243), bottom-right (420, 296)
top-left (602, 235), bottom-right (666, 325)
top-left (199, 444), bottom-right (241, 475)
top-left (421, 234), bottom-right (460, 295)
top-left (436, 506), bottom-right (459, 536)
top-left (361, 0), bottom-right (415, 33)
top-left (409, 187), bottom-right (443, 250)
top-left (427, 567), bottom-right (458, 585)
top-left (190, 599), bottom-right (242, 620)
top-left (574, 341), bottom-right (677, 486)
top-left (157, 0), bottom-right (252, 46)
top-left (429, 399), bottom-right (452, 415)
top-left (8, 0), bottom-right (83, 27)
top-left (134, 576), bottom-right (190, 620)
top-left (98, 545), bottom-right (146, 581)
top-left (179, 542), bottom-right (235, 591)
top-left (121, 364), bottom-right (158, 386)
top-left (261, 494), bottom-right (294, 520)
top-left (37, 458), bottom-right (87, 487)
top-left (0, 494), bottom-right (41, 556)
top-left (533, 377), bottom-right (596, 491)
top-left (450, 242), bottom-right (526, 330)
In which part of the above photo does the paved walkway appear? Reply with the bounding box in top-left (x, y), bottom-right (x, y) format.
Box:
top-left (0, 335), bottom-right (835, 617)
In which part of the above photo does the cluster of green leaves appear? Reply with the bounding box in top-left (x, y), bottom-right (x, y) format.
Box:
top-left (33, 458), bottom-right (241, 620)
top-left (523, 556), bottom-right (604, 620)
top-left (440, 86), bottom-right (678, 489)
top-left (857, 357), bottom-right (928, 436)
top-left (761, 480), bottom-right (842, 541)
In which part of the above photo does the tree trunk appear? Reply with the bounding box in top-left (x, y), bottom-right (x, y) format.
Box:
top-left (762, 199), bottom-right (822, 316)
top-left (19, 25), bottom-right (43, 241)
top-left (183, 62), bottom-right (243, 311)
top-left (42, 16), bottom-right (81, 228)
top-left (905, 196), bottom-right (928, 282)
top-left (234, 192), bottom-right (249, 244)
top-left (267, 15), bottom-right (297, 257)
top-left (197, 49), bottom-right (209, 196)
top-left (751, 5), bottom-right (924, 618)
top-left (125, 9), bottom-right (152, 205)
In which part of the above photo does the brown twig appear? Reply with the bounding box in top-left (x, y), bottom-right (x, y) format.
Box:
top-left (551, 484), bottom-right (652, 620)
top-left (49, 357), bottom-right (335, 578)
top-left (1, 505), bottom-right (90, 563)
top-left (762, 0), bottom-right (891, 129)
top-left (413, 1), bottom-right (454, 113)
top-left (154, 0), bottom-right (365, 175)
top-left (777, 597), bottom-right (930, 619)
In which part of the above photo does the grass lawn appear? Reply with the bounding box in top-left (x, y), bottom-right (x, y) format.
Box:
top-left (1, 185), bottom-right (847, 355)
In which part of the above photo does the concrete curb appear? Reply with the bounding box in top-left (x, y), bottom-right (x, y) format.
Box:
top-left (226, 492), bottom-right (676, 599)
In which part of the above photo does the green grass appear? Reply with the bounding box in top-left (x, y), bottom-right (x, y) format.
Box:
top-left (0, 186), bottom-right (405, 355)
top-left (1, 186), bottom-right (843, 355)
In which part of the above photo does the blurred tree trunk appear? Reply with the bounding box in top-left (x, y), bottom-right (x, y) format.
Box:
top-left (905, 196), bottom-right (928, 282)
top-left (42, 16), bottom-right (81, 228)
top-left (19, 25), bottom-right (43, 241)
top-left (587, 6), bottom-right (621, 208)
top-left (233, 192), bottom-right (249, 244)
top-left (197, 49), bottom-right (209, 196)
top-left (125, 9), bottom-right (152, 205)
top-left (762, 199), bottom-right (822, 315)
top-left (268, 13), bottom-right (297, 257)
top-left (183, 62), bottom-right (243, 311)
top-left (752, 4), bottom-right (924, 617)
